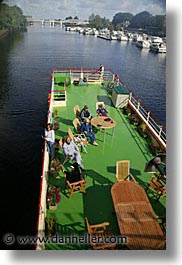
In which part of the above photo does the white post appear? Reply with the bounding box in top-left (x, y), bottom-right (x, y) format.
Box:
top-left (147, 111), bottom-right (150, 123)
top-left (159, 126), bottom-right (163, 137)
top-left (137, 100), bottom-right (140, 110)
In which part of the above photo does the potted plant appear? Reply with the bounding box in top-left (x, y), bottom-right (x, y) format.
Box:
top-left (50, 159), bottom-right (63, 175)
top-left (53, 121), bottom-right (60, 131)
top-left (137, 123), bottom-right (148, 138)
top-left (53, 109), bottom-right (58, 117)
top-left (45, 216), bottom-right (56, 236)
top-left (47, 185), bottom-right (61, 210)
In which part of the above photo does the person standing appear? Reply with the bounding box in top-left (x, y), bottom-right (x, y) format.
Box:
top-left (44, 123), bottom-right (55, 159)
top-left (98, 64), bottom-right (104, 79)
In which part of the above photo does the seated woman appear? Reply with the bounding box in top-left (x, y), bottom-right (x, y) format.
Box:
top-left (80, 119), bottom-right (98, 146)
top-left (62, 136), bottom-right (84, 169)
top-left (96, 104), bottom-right (108, 117)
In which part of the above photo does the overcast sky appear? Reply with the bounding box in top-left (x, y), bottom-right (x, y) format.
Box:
top-left (4, 0), bottom-right (166, 20)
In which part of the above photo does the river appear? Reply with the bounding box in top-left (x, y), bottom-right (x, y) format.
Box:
top-left (0, 25), bottom-right (166, 249)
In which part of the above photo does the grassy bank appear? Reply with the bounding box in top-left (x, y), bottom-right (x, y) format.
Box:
top-left (0, 30), bottom-right (8, 39)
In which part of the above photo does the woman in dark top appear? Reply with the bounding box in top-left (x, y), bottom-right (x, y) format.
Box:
top-left (65, 162), bottom-right (84, 183)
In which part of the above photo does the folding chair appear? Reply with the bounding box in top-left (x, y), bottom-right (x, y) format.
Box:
top-left (116, 160), bottom-right (136, 182)
top-left (73, 105), bottom-right (81, 119)
top-left (145, 174), bottom-right (166, 200)
top-left (68, 127), bottom-right (88, 153)
top-left (85, 217), bottom-right (116, 250)
top-left (65, 175), bottom-right (86, 198)
top-left (73, 118), bottom-right (81, 133)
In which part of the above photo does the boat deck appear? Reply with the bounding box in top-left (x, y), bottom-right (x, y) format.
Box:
top-left (44, 73), bottom-right (166, 250)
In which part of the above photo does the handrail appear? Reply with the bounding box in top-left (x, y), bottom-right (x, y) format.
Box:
top-left (128, 93), bottom-right (166, 149)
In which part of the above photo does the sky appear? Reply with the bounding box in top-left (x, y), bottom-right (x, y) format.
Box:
top-left (3, 0), bottom-right (166, 20)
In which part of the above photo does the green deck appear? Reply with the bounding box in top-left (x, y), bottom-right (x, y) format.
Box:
top-left (46, 78), bottom-right (166, 250)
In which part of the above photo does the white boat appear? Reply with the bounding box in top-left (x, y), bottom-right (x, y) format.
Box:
top-left (132, 33), bottom-right (143, 42)
top-left (150, 43), bottom-right (166, 53)
top-left (117, 34), bottom-right (128, 41)
top-left (97, 33), bottom-right (111, 40)
top-left (110, 34), bottom-right (117, 40)
top-left (151, 36), bottom-right (163, 43)
top-left (136, 40), bottom-right (151, 49)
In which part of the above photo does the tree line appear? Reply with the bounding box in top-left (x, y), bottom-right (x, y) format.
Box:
top-left (89, 11), bottom-right (166, 36)
top-left (0, 2), bottom-right (27, 31)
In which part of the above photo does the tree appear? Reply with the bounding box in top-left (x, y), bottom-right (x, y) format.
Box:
top-left (89, 14), bottom-right (113, 30)
top-left (129, 11), bottom-right (152, 29)
top-left (0, 4), bottom-right (27, 30)
top-left (65, 16), bottom-right (72, 20)
top-left (112, 12), bottom-right (133, 27)
top-left (74, 16), bottom-right (78, 19)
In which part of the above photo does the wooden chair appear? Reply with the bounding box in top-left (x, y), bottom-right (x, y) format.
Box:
top-left (96, 101), bottom-right (105, 111)
top-left (59, 138), bottom-right (70, 165)
top-left (116, 160), bottom-right (136, 182)
top-left (85, 217), bottom-right (116, 250)
top-left (73, 118), bottom-right (81, 133)
top-left (68, 127), bottom-right (88, 153)
top-left (73, 105), bottom-right (80, 119)
top-left (145, 174), bottom-right (166, 200)
top-left (96, 101), bottom-right (105, 108)
top-left (65, 175), bottom-right (86, 198)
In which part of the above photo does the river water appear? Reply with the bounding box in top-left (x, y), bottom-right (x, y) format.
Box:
top-left (0, 25), bottom-right (166, 249)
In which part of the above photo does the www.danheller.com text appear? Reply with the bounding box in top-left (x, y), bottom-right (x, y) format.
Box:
top-left (3, 233), bottom-right (127, 246)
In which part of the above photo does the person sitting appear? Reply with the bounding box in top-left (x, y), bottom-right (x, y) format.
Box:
top-left (96, 104), bottom-right (108, 117)
top-left (62, 136), bottom-right (84, 169)
top-left (80, 105), bottom-right (93, 122)
top-left (80, 119), bottom-right (98, 146)
top-left (64, 162), bottom-right (84, 183)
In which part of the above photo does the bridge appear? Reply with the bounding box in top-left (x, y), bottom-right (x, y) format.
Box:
top-left (26, 17), bottom-right (89, 27)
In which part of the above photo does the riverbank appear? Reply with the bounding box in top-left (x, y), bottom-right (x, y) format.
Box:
top-left (0, 30), bottom-right (9, 39)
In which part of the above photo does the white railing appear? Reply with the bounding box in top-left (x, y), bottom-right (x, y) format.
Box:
top-left (129, 93), bottom-right (166, 149)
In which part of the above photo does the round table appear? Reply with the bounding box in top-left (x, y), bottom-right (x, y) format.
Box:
top-left (91, 116), bottom-right (116, 142)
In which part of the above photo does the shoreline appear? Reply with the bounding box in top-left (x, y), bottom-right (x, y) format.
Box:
top-left (0, 30), bottom-right (9, 39)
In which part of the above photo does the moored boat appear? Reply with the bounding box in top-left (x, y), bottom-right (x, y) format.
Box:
top-left (150, 42), bottom-right (166, 53)
top-left (150, 36), bottom-right (166, 53)
top-left (136, 40), bottom-right (151, 49)
top-left (36, 67), bottom-right (166, 250)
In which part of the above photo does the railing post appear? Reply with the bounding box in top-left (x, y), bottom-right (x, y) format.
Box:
top-left (159, 126), bottom-right (163, 137)
top-left (137, 100), bottom-right (140, 110)
top-left (147, 111), bottom-right (150, 123)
